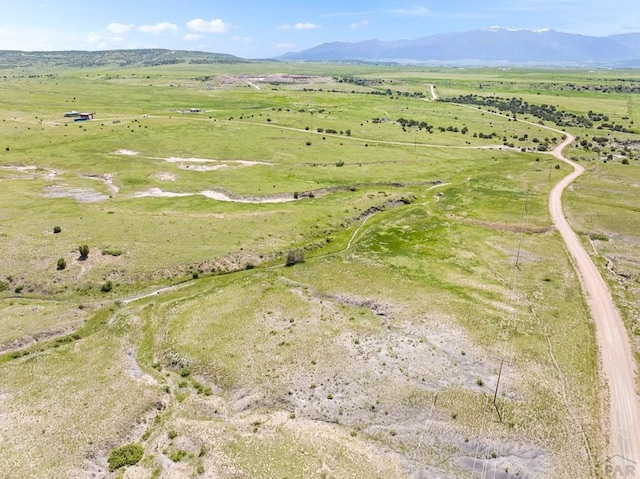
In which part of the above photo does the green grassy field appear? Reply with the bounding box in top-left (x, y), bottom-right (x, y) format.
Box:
top-left (0, 61), bottom-right (639, 478)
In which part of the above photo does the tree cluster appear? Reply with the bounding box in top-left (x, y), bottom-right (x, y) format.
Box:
top-left (440, 94), bottom-right (594, 128)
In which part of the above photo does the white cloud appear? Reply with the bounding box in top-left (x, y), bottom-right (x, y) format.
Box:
top-left (186, 18), bottom-right (232, 34)
top-left (183, 33), bottom-right (204, 41)
top-left (86, 32), bottom-right (124, 49)
top-left (278, 23), bottom-right (291, 30)
top-left (138, 22), bottom-right (178, 35)
top-left (350, 19), bottom-right (370, 29)
top-left (276, 42), bottom-right (296, 49)
top-left (294, 22), bottom-right (321, 30)
top-left (107, 23), bottom-right (134, 34)
top-left (390, 7), bottom-right (432, 16)
top-left (232, 36), bottom-right (252, 43)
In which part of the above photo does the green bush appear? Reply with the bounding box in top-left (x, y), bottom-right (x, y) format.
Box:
top-left (285, 249), bottom-right (305, 266)
top-left (168, 449), bottom-right (187, 462)
top-left (101, 248), bottom-right (123, 256)
top-left (78, 244), bottom-right (89, 260)
top-left (108, 443), bottom-right (144, 471)
top-left (53, 226), bottom-right (62, 234)
top-left (56, 258), bottom-right (66, 271)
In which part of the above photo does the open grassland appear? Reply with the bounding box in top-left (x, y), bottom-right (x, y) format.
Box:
top-left (0, 62), bottom-right (639, 478)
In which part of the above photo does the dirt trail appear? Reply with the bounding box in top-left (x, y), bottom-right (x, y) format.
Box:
top-left (548, 131), bottom-right (640, 469)
top-left (428, 84), bottom-right (438, 100)
top-left (458, 100), bottom-right (640, 468)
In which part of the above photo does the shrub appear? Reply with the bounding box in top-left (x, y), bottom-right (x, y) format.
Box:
top-left (285, 249), bottom-right (305, 266)
top-left (53, 226), bottom-right (62, 234)
top-left (622, 158), bottom-right (629, 165)
top-left (101, 248), bottom-right (123, 256)
top-left (0, 281), bottom-right (8, 292)
top-left (336, 160), bottom-right (345, 167)
top-left (57, 258), bottom-right (67, 271)
top-left (78, 244), bottom-right (89, 260)
top-left (100, 281), bottom-right (113, 293)
top-left (168, 449), bottom-right (188, 462)
top-left (400, 194), bottom-right (416, 204)
top-left (108, 443), bottom-right (144, 471)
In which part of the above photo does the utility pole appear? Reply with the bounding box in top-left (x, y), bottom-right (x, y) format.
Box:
top-left (493, 358), bottom-right (504, 406)
top-left (493, 357), bottom-right (505, 423)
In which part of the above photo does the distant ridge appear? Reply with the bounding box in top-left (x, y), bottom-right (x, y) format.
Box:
top-left (0, 49), bottom-right (248, 69)
top-left (279, 28), bottom-right (640, 66)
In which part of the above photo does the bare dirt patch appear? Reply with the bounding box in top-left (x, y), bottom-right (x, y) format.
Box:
top-left (150, 172), bottom-right (178, 181)
top-left (132, 188), bottom-right (191, 199)
top-left (82, 173), bottom-right (119, 195)
top-left (217, 74), bottom-right (332, 87)
top-left (131, 188), bottom-right (297, 203)
top-left (1, 165), bottom-right (61, 181)
top-left (157, 157), bottom-right (272, 172)
top-left (43, 185), bottom-right (110, 203)
top-left (113, 149), bottom-right (139, 156)
top-left (200, 190), bottom-right (295, 204)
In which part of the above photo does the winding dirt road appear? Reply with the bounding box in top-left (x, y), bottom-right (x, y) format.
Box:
top-left (549, 131), bottom-right (640, 471)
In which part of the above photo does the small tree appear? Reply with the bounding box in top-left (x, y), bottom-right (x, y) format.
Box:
top-left (57, 258), bottom-right (67, 270)
top-left (53, 226), bottom-right (62, 234)
top-left (285, 249), bottom-right (305, 266)
top-left (78, 244), bottom-right (89, 260)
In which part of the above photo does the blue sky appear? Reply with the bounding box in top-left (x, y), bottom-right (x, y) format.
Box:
top-left (0, 0), bottom-right (638, 58)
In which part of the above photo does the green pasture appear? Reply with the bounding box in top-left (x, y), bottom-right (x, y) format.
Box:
top-left (1, 62), bottom-right (639, 478)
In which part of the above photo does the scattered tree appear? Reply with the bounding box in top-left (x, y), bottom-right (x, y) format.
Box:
top-left (285, 249), bottom-right (305, 266)
top-left (53, 226), bottom-right (62, 234)
top-left (78, 244), bottom-right (89, 260)
top-left (57, 258), bottom-right (67, 270)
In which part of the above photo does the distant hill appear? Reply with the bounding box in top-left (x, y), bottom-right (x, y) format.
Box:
top-left (0, 49), bottom-right (248, 69)
top-left (279, 28), bottom-right (640, 66)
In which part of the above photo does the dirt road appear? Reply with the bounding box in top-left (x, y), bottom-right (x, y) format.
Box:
top-left (549, 132), bottom-right (640, 471)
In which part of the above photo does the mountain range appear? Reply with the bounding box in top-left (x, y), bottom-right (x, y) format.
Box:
top-left (279, 28), bottom-right (640, 66)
